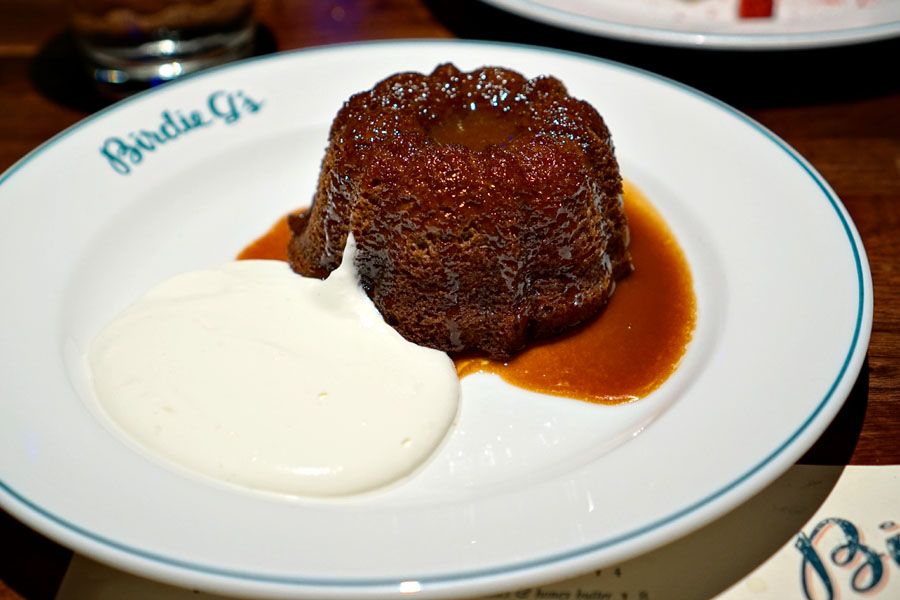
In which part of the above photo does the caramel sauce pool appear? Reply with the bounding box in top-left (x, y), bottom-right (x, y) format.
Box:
top-left (427, 109), bottom-right (522, 152)
top-left (236, 211), bottom-right (295, 261)
top-left (239, 181), bottom-right (695, 405)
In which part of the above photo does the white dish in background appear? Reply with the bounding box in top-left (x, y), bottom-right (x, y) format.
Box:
top-left (0, 41), bottom-right (871, 598)
top-left (481, 0), bottom-right (900, 49)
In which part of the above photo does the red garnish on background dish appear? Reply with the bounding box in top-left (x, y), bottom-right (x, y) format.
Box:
top-left (740, 0), bottom-right (774, 18)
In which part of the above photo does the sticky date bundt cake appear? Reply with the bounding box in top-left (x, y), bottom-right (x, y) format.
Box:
top-left (287, 63), bottom-right (632, 358)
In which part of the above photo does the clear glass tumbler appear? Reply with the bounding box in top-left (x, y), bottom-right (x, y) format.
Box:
top-left (67, 0), bottom-right (256, 89)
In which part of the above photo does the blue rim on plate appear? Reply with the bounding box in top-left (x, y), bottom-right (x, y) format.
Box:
top-left (0, 39), bottom-right (873, 595)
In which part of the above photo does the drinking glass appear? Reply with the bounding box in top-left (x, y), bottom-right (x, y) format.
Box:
top-left (67, 0), bottom-right (256, 90)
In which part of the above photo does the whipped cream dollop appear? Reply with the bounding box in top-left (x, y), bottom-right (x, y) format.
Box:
top-left (88, 237), bottom-right (460, 497)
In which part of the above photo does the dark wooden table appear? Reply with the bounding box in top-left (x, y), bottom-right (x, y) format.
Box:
top-left (1, 1), bottom-right (898, 597)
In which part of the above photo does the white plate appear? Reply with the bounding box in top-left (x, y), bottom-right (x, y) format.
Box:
top-left (482, 0), bottom-right (900, 49)
top-left (0, 41), bottom-right (871, 598)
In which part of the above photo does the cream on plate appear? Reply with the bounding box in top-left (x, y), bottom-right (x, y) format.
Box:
top-left (88, 237), bottom-right (460, 497)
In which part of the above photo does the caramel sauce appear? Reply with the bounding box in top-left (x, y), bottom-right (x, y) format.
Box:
top-left (236, 212), bottom-right (296, 261)
top-left (427, 109), bottom-right (522, 151)
top-left (238, 181), bottom-right (695, 405)
top-left (456, 182), bottom-right (695, 404)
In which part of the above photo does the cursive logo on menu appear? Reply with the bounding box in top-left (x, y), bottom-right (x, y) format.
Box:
top-left (795, 518), bottom-right (900, 599)
top-left (100, 90), bottom-right (263, 175)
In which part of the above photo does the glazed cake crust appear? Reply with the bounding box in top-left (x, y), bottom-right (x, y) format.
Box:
top-left (288, 63), bottom-right (632, 358)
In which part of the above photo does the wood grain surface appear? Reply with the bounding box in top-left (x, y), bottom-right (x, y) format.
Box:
top-left (1, 0), bottom-right (898, 597)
